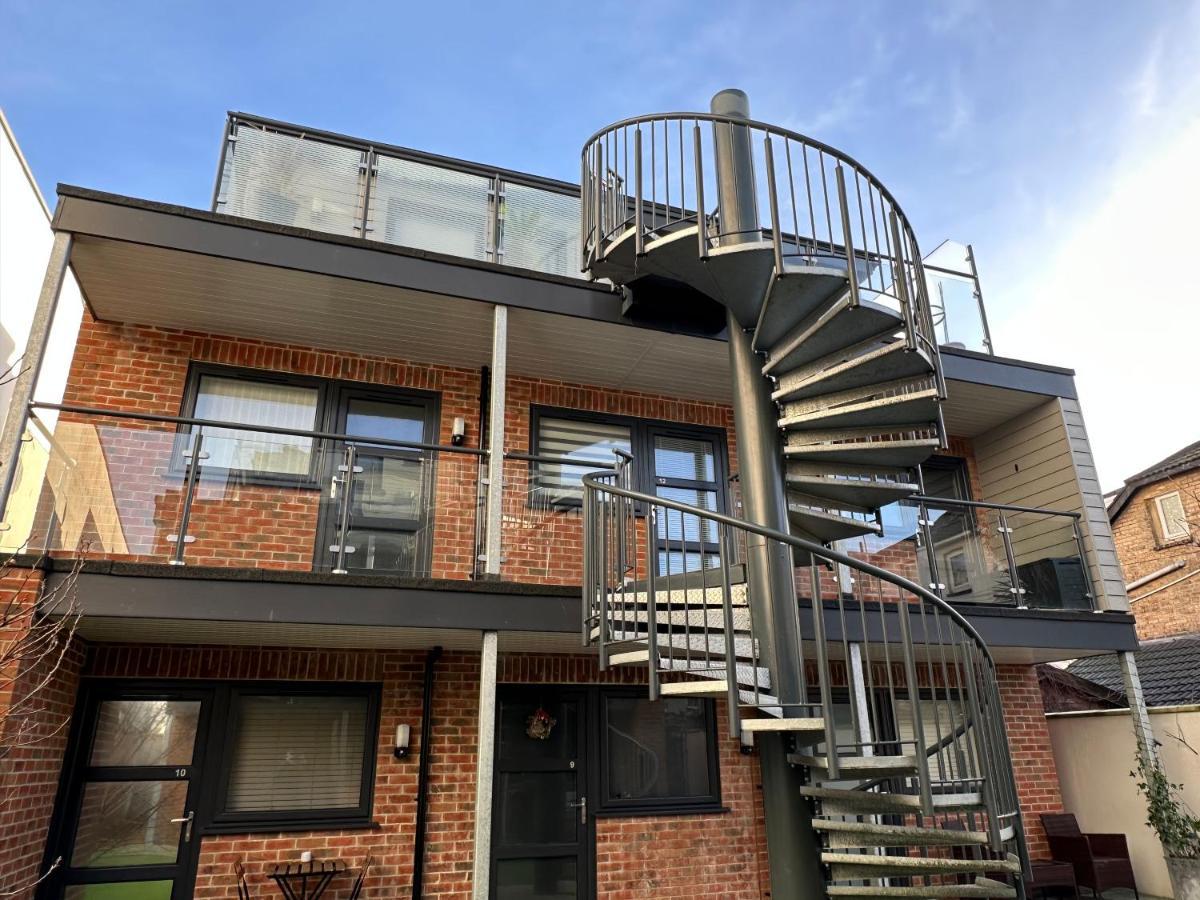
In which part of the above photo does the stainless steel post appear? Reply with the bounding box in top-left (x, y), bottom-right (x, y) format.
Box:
top-left (711, 88), bottom-right (825, 900)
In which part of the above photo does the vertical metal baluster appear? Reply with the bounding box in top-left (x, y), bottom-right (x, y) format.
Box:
top-left (889, 211), bottom-right (918, 350)
top-left (998, 511), bottom-right (1022, 607)
top-left (868, 188), bottom-right (884, 294)
top-left (644, 508), bottom-right (658, 697)
top-left (595, 142), bottom-right (604, 249)
top-left (693, 124), bottom-right (708, 258)
top-left (835, 167), bottom-right (860, 307)
top-left (719, 528), bottom-right (741, 737)
top-left (332, 443), bottom-right (358, 575)
top-left (897, 599), bottom-right (933, 813)
top-left (818, 151), bottom-right (833, 250)
top-left (634, 128), bottom-right (644, 256)
top-left (855, 574), bottom-right (879, 752)
top-left (582, 484), bottom-right (593, 646)
top-left (875, 577), bottom-right (900, 763)
top-left (664, 119), bottom-right (671, 226)
top-left (853, 172), bottom-right (871, 292)
top-left (810, 563), bottom-right (838, 778)
top-left (801, 145), bottom-right (817, 256)
top-left (581, 150), bottom-right (590, 270)
top-left (650, 120), bottom-right (656, 232)
top-left (677, 119), bottom-right (685, 227)
top-left (916, 600), bottom-right (949, 785)
top-left (933, 610), bottom-right (972, 792)
top-left (784, 139), bottom-right (800, 256)
top-left (763, 134), bottom-right (783, 274)
top-left (836, 563), bottom-right (860, 752)
top-left (961, 642), bottom-right (1003, 850)
top-left (170, 431), bottom-right (206, 566)
top-left (1072, 517), bottom-right (1096, 608)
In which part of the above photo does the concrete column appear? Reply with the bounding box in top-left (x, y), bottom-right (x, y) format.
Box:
top-left (471, 629), bottom-right (499, 898)
top-left (0, 232), bottom-right (71, 523)
top-left (483, 306), bottom-right (508, 577)
top-left (1118, 650), bottom-right (1158, 763)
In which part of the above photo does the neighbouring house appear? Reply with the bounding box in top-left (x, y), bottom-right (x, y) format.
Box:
top-left (0, 95), bottom-right (1148, 900)
top-left (1104, 439), bottom-right (1200, 641)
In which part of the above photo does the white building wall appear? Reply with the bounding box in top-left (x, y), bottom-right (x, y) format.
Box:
top-left (1, 109), bottom-right (84, 549)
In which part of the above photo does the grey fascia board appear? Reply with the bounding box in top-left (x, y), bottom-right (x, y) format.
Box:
top-left (48, 572), bottom-right (579, 633)
top-left (940, 346), bottom-right (1078, 400)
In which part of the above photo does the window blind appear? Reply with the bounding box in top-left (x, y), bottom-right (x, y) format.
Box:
top-left (193, 375), bottom-right (319, 475)
top-left (535, 417), bottom-right (631, 502)
top-left (225, 694), bottom-right (369, 813)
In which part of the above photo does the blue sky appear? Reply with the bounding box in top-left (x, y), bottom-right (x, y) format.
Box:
top-left (3, 0), bottom-right (1198, 489)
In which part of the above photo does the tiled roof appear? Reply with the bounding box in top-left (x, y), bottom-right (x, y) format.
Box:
top-left (1068, 632), bottom-right (1200, 707)
top-left (1108, 439), bottom-right (1200, 520)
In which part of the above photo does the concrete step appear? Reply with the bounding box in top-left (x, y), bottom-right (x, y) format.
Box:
top-left (783, 433), bottom-right (942, 467)
top-left (754, 262), bottom-right (855, 347)
top-left (823, 851), bottom-right (1020, 881)
top-left (763, 296), bottom-right (902, 377)
top-left (813, 818), bottom-right (989, 849)
top-left (779, 381), bottom-right (941, 432)
top-left (801, 785), bottom-right (986, 817)
top-left (784, 461), bottom-right (918, 508)
top-left (773, 340), bottom-right (935, 404)
top-left (789, 754), bottom-right (919, 779)
top-left (826, 877), bottom-right (1016, 899)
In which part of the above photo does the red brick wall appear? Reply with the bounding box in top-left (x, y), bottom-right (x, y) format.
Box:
top-left (78, 644), bottom-right (768, 899)
top-left (997, 664), bottom-right (1064, 860)
top-left (1110, 472), bottom-right (1200, 640)
top-left (0, 567), bottom-right (86, 898)
top-left (47, 315), bottom-right (481, 579)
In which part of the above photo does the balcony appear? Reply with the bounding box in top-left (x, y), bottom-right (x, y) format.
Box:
top-left (832, 496), bottom-right (1094, 611)
top-left (923, 240), bottom-right (994, 355)
top-left (214, 113), bottom-right (583, 281)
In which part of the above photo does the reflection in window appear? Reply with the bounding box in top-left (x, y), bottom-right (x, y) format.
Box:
top-left (191, 375), bottom-right (319, 476)
top-left (533, 417), bottom-right (631, 505)
top-left (603, 696), bottom-right (717, 807)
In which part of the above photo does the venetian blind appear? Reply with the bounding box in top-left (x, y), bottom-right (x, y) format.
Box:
top-left (225, 694), bottom-right (369, 813)
top-left (535, 417), bottom-right (632, 503)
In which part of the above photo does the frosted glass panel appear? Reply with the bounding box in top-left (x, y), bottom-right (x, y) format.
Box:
top-left (219, 127), bottom-right (365, 236)
top-left (501, 183), bottom-right (581, 278)
top-left (369, 156), bottom-right (491, 259)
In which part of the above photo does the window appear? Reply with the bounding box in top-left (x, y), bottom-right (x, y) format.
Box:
top-left (600, 693), bottom-right (721, 814)
top-left (532, 413), bottom-right (632, 504)
top-left (1154, 491), bottom-right (1190, 541)
top-left (214, 687), bottom-right (378, 829)
top-left (186, 370), bottom-right (322, 478)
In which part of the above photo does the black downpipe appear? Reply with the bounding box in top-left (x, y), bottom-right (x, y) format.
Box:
top-left (473, 365), bottom-right (491, 580)
top-left (411, 645), bottom-right (444, 899)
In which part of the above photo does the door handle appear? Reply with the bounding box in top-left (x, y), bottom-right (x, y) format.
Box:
top-left (566, 796), bottom-right (587, 824)
top-left (171, 810), bottom-right (194, 842)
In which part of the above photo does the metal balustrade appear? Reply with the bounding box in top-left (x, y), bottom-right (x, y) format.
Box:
top-left (580, 111), bottom-right (945, 375)
top-left (582, 455), bottom-right (1030, 878)
top-left (1, 404), bottom-right (485, 577)
top-left (924, 240), bottom-right (994, 355)
top-left (213, 114), bottom-right (583, 280)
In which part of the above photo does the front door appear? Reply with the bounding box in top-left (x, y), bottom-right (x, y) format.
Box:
top-left (44, 686), bottom-right (213, 900)
top-left (491, 687), bottom-right (591, 899)
top-left (317, 387), bottom-right (438, 574)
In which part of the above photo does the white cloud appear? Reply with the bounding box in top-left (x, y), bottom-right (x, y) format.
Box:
top-left (990, 117), bottom-right (1200, 491)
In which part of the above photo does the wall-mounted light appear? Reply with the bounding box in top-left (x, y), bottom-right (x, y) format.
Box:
top-left (394, 724), bottom-right (411, 759)
top-left (451, 416), bottom-right (466, 446)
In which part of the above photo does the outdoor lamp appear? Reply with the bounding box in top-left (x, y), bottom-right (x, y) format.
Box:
top-left (394, 723), bottom-right (411, 759)
top-left (451, 416), bottom-right (466, 445)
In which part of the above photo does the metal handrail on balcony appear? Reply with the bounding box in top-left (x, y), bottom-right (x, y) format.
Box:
top-left (923, 240), bottom-right (994, 355)
top-left (212, 113), bottom-right (585, 280)
top-left (579, 111), bottom-right (944, 385)
top-left (7, 402), bottom-right (486, 576)
top-left (903, 494), bottom-right (1094, 611)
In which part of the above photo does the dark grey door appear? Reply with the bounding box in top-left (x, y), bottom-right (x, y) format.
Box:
top-left (491, 687), bottom-right (591, 899)
top-left (45, 687), bottom-right (214, 900)
top-left (317, 387), bottom-right (438, 574)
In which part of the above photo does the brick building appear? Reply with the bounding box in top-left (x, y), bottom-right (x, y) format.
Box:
top-left (1106, 441), bottom-right (1200, 640)
top-left (0, 102), bottom-right (1142, 899)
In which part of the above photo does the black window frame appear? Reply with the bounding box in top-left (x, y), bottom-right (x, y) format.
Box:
top-left (594, 686), bottom-right (723, 817)
top-left (175, 362), bottom-right (331, 489)
top-left (205, 681), bottom-right (382, 834)
top-left (528, 405), bottom-right (730, 513)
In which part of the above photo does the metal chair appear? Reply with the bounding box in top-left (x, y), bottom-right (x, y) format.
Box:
top-left (348, 854), bottom-right (374, 900)
top-left (233, 860), bottom-right (253, 900)
top-left (1040, 813), bottom-right (1139, 900)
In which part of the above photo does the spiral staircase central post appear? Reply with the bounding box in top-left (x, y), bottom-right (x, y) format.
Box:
top-left (712, 88), bottom-right (827, 900)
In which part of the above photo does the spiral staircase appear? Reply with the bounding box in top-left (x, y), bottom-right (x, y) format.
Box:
top-left (578, 103), bottom-right (1029, 899)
